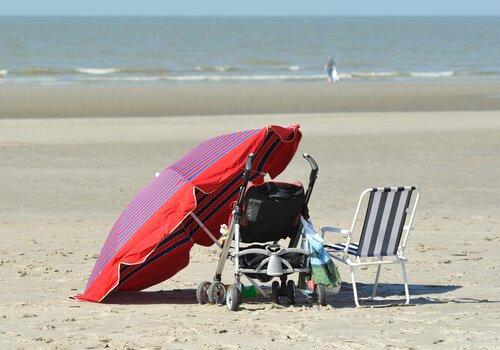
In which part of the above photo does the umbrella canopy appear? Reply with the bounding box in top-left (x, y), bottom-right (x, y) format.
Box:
top-left (76, 124), bottom-right (301, 302)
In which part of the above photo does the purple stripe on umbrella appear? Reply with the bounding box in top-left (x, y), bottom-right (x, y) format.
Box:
top-left (170, 130), bottom-right (256, 178)
top-left (91, 170), bottom-right (183, 266)
top-left (87, 171), bottom-right (187, 285)
top-left (90, 131), bottom-right (249, 270)
top-left (96, 129), bottom-right (256, 261)
top-left (117, 148), bottom-right (275, 286)
top-left (104, 130), bottom-right (254, 246)
top-left (87, 129), bottom-right (259, 285)
top-left (95, 129), bottom-right (259, 270)
top-left (172, 130), bottom-right (259, 181)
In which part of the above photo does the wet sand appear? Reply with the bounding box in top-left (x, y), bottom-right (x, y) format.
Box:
top-left (1, 81), bottom-right (500, 119)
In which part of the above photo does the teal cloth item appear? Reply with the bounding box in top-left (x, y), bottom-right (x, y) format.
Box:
top-left (299, 219), bottom-right (341, 290)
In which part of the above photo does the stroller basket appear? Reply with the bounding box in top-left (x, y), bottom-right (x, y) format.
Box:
top-left (240, 244), bottom-right (307, 282)
top-left (240, 182), bottom-right (305, 243)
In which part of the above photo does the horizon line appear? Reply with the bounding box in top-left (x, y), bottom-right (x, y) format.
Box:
top-left (1, 14), bottom-right (499, 18)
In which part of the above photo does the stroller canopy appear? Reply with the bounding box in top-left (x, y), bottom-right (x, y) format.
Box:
top-left (76, 125), bottom-right (301, 302)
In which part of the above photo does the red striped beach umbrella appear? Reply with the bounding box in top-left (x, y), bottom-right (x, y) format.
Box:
top-left (76, 124), bottom-right (301, 302)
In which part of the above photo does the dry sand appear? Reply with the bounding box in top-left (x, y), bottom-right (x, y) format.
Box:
top-left (0, 85), bottom-right (499, 348)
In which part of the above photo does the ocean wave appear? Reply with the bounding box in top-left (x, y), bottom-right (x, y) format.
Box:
top-left (472, 70), bottom-right (500, 76)
top-left (194, 65), bottom-right (238, 72)
top-left (288, 65), bottom-right (300, 71)
top-left (118, 67), bottom-right (169, 74)
top-left (3, 68), bottom-right (498, 85)
top-left (6, 67), bottom-right (170, 76)
top-left (351, 71), bottom-right (400, 78)
top-left (77, 74), bottom-right (325, 83)
top-left (409, 71), bottom-right (454, 78)
top-left (76, 68), bottom-right (120, 75)
top-left (241, 58), bottom-right (288, 66)
top-left (339, 73), bottom-right (353, 79)
top-left (15, 67), bottom-right (69, 76)
top-left (163, 74), bottom-right (324, 82)
top-left (81, 76), bottom-right (163, 82)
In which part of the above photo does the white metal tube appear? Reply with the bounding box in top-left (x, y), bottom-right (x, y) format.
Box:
top-left (350, 266), bottom-right (360, 307)
top-left (234, 223), bottom-right (240, 275)
top-left (372, 264), bottom-right (382, 298)
top-left (189, 212), bottom-right (221, 248)
top-left (401, 189), bottom-right (420, 251)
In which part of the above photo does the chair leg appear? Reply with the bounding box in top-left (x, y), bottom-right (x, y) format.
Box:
top-left (371, 264), bottom-right (382, 299)
top-left (401, 262), bottom-right (410, 305)
top-left (349, 266), bottom-right (360, 307)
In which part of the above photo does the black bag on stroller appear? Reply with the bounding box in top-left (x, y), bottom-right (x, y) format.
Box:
top-left (240, 181), bottom-right (305, 243)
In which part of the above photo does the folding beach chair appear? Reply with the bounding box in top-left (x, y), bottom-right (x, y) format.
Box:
top-left (321, 186), bottom-right (420, 307)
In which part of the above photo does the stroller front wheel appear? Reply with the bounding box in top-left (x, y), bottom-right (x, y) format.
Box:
top-left (196, 281), bottom-right (211, 304)
top-left (207, 281), bottom-right (226, 305)
top-left (226, 284), bottom-right (242, 311)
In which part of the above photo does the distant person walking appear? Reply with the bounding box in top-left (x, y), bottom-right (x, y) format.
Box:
top-left (325, 57), bottom-right (339, 84)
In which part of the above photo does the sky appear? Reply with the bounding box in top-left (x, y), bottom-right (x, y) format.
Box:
top-left (1, 0), bottom-right (499, 16)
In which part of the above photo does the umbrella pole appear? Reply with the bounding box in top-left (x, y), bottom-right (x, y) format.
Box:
top-left (189, 212), bottom-right (222, 248)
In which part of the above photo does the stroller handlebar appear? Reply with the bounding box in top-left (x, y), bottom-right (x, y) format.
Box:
top-left (235, 153), bottom-right (255, 216)
top-left (302, 153), bottom-right (318, 206)
top-left (244, 153), bottom-right (254, 180)
top-left (302, 153), bottom-right (319, 176)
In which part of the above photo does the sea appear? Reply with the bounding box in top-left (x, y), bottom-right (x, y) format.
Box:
top-left (0, 16), bottom-right (499, 85)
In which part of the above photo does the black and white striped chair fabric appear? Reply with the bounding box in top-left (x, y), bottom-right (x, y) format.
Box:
top-left (328, 187), bottom-right (415, 258)
top-left (325, 242), bottom-right (359, 255)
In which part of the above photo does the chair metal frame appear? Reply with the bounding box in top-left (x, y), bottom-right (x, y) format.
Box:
top-left (321, 186), bottom-right (420, 307)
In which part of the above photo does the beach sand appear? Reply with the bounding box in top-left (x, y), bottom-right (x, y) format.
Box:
top-left (0, 83), bottom-right (499, 348)
top-left (2, 81), bottom-right (500, 119)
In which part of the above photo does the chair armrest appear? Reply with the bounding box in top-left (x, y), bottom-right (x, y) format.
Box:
top-left (320, 226), bottom-right (352, 237)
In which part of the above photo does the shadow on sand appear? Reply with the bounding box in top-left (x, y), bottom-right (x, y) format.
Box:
top-left (326, 282), bottom-right (462, 308)
top-left (103, 282), bottom-right (473, 308)
top-left (104, 289), bottom-right (198, 305)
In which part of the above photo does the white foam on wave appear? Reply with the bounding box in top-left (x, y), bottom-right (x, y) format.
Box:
top-left (339, 73), bottom-right (352, 79)
top-left (409, 71), bottom-right (454, 78)
top-left (352, 71), bottom-right (399, 78)
top-left (82, 76), bottom-right (163, 82)
top-left (195, 65), bottom-right (234, 72)
top-left (216, 66), bottom-right (231, 72)
top-left (76, 68), bottom-right (119, 75)
top-left (288, 65), bottom-right (300, 71)
top-left (0, 69), bottom-right (463, 85)
top-left (161, 74), bottom-right (325, 82)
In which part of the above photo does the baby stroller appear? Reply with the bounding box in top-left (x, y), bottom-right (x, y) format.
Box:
top-left (196, 153), bottom-right (319, 311)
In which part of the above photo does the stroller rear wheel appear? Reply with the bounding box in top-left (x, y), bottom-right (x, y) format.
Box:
top-left (271, 281), bottom-right (280, 304)
top-left (226, 284), bottom-right (242, 311)
top-left (207, 281), bottom-right (226, 305)
top-left (196, 281), bottom-right (211, 304)
top-left (286, 280), bottom-right (296, 305)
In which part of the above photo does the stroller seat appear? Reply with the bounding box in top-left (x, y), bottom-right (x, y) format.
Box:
top-left (232, 181), bottom-right (309, 280)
